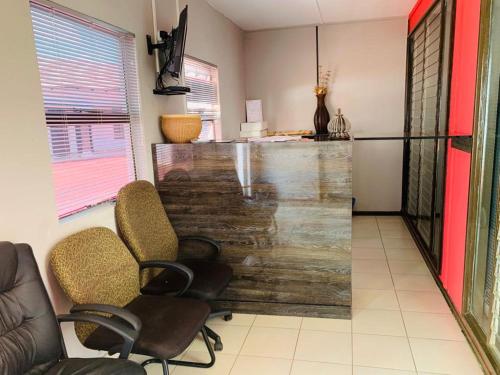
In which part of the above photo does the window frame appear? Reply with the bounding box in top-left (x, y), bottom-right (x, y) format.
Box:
top-left (30, 0), bottom-right (143, 219)
top-left (183, 55), bottom-right (222, 141)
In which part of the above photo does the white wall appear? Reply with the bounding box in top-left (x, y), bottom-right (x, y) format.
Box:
top-left (243, 18), bottom-right (407, 211)
top-left (157, 0), bottom-right (247, 139)
top-left (0, 0), bottom-right (245, 357)
top-left (244, 27), bottom-right (317, 131)
top-left (0, 0), bottom-right (165, 357)
top-left (320, 19), bottom-right (407, 212)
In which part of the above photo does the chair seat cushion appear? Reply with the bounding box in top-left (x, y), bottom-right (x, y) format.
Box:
top-left (142, 260), bottom-right (233, 301)
top-left (84, 295), bottom-right (210, 359)
top-left (46, 358), bottom-right (145, 375)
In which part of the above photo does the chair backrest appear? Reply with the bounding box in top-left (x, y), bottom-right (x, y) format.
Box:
top-left (50, 227), bottom-right (140, 343)
top-left (116, 180), bottom-right (179, 286)
top-left (0, 242), bottom-right (62, 374)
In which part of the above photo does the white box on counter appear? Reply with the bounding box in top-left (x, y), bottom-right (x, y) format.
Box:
top-left (240, 129), bottom-right (268, 138)
top-left (241, 121), bottom-right (267, 132)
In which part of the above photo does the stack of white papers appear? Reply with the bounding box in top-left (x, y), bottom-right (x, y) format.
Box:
top-left (247, 136), bottom-right (302, 143)
top-left (242, 100), bottom-right (267, 138)
top-left (240, 121), bottom-right (267, 138)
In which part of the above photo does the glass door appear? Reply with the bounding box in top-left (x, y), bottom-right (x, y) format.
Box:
top-left (465, 0), bottom-right (500, 370)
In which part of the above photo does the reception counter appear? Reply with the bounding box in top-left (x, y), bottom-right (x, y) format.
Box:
top-left (152, 140), bottom-right (352, 318)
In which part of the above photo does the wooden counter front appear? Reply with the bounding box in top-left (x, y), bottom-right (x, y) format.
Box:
top-left (153, 141), bottom-right (352, 318)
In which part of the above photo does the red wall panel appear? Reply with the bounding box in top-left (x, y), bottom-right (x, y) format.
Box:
top-left (408, 0), bottom-right (481, 311)
top-left (409, 0), bottom-right (437, 33)
top-left (441, 146), bottom-right (472, 311)
top-left (440, 0), bottom-right (481, 312)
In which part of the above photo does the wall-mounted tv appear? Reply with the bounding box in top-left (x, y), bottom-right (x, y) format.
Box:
top-left (147, 5), bottom-right (189, 95)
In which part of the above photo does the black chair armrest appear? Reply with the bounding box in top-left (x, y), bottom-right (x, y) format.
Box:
top-left (178, 236), bottom-right (221, 260)
top-left (57, 311), bottom-right (140, 359)
top-left (140, 261), bottom-right (194, 296)
top-left (70, 304), bottom-right (142, 332)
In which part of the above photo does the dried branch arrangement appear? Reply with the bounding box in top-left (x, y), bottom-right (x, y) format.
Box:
top-left (314, 65), bottom-right (332, 95)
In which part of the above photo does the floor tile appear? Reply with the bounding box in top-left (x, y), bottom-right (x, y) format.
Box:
top-left (174, 352), bottom-right (236, 375)
top-left (396, 291), bottom-right (451, 314)
top-left (354, 216), bottom-right (378, 224)
top-left (230, 355), bottom-right (292, 375)
top-left (135, 354), bottom-right (179, 374)
top-left (240, 327), bottom-right (298, 359)
top-left (135, 355), bottom-right (173, 375)
top-left (146, 364), bottom-right (167, 375)
top-left (253, 315), bottom-right (302, 329)
top-left (383, 238), bottom-right (418, 249)
top-left (378, 222), bottom-right (408, 234)
top-left (291, 360), bottom-right (352, 375)
top-left (353, 334), bottom-right (415, 371)
top-left (354, 366), bottom-right (417, 374)
top-left (402, 312), bottom-right (465, 341)
top-left (353, 247), bottom-right (387, 260)
top-left (385, 249), bottom-right (423, 262)
top-left (353, 309), bottom-right (406, 336)
top-left (189, 325), bottom-right (250, 354)
top-left (295, 330), bottom-right (352, 365)
top-left (353, 259), bottom-right (391, 274)
top-left (376, 215), bottom-right (404, 222)
top-left (353, 238), bottom-right (384, 249)
top-left (353, 272), bottom-right (394, 290)
top-left (353, 229), bottom-right (382, 239)
top-left (380, 229), bottom-right (412, 239)
top-left (208, 313), bottom-right (256, 327)
top-left (388, 260), bottom-right (430, 276)
top-left (392, 274), bottom-right (438, 292)
top-left (301, 317), bottom-right (351, 332)
top-left (353, 220), bottom-right (379, 229)
top-left (353, 289), bottom-right (400, 310)
top-left (377, 221), bottom-right (408, 231)
top-left (409, 338), bottom-right (482, 374)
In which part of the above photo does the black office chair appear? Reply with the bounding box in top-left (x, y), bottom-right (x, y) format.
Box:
top-left (115, 180), bottom-right (233, 350)
top-left (0, 241), bottom-right (145, 375)
top-left (50, 227), bottom-right (217, 375)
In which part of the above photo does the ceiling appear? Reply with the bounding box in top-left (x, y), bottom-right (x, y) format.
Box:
top-left (206, 0), bottom-right (416, 31)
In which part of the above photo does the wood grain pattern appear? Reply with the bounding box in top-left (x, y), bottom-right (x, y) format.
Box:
top-left (153, 141), bottom-right (352, 318)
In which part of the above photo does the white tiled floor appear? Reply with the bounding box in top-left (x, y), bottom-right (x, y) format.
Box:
top-left (142, 216), bottom-right (483, 375)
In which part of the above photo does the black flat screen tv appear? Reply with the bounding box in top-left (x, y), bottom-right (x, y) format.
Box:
top-left (165, 5), bottom-right (188, 78)
top-left (147, 5), bottom-right (189, 94)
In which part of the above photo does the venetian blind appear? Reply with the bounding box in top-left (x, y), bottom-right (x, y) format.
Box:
top-left (30, 1), bottom-right (142, 218)
top-left (184, 56), bottom-right (221, 141)
top-left (406, 3), bottom-right (443, 249)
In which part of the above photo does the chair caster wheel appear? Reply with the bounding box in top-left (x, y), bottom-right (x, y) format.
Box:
top-left (224, 313), bottom-right (233, 321)
top-left (214, 340), bottom-right (223, 351)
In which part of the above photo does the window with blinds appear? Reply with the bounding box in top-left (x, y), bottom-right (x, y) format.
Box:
top-left (30, 0), bottom-right (142, 218)
top-left (184, 57), bottom-right (221, 141)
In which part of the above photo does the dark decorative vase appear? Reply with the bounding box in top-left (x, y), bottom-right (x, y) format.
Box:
top-left (314, 93), bottom-right (330, 135)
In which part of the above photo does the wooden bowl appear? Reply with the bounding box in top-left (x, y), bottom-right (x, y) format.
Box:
top-left (161, 114), bottom-right (202, 143)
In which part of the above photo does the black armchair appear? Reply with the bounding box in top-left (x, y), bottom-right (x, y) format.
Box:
top-left (0, 241), bottom-right (144, 375)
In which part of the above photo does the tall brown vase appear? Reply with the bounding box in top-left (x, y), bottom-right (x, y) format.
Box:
top-left (314, 93), bottom-right (330, 135)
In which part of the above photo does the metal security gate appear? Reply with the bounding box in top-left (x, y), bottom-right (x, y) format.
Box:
top-left (402, 0), bottom-right (454, 272)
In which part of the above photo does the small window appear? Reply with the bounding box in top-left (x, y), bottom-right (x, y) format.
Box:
top-left (184, 57), bottom-right (221, 141)
top-left (30, 1), bottom-right (143, 218)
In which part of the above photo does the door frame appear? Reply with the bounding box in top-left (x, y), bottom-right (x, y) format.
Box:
top-left (463, 0), bottom-right (500, 372)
